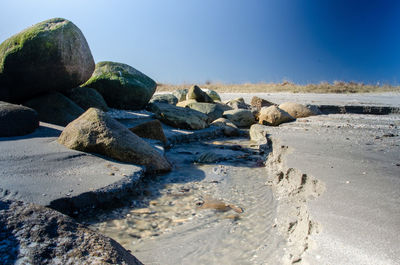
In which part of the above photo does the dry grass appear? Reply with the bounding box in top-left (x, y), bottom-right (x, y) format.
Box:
top-left (157, 81), bottom-right (400, 94)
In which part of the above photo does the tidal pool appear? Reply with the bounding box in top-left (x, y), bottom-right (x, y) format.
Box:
top-left (82, 138), bottom-right (286, 264)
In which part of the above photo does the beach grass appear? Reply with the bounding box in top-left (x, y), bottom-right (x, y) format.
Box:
top-left (157, 81), bottom-right (400, 94)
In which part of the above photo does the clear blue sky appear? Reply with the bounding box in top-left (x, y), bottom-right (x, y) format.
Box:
top-left (1, 0), bottom-right (399, 84)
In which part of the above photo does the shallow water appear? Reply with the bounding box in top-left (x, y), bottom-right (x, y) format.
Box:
top-left (83, 139), bottom-right (285, 264)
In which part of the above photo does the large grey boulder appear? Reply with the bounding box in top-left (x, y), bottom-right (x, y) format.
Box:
top-left (24, 92), bottom-right (84, 126)
top-left (186, 85), bottom-right (214, 103)
top-left (149, 93), bottom-right (178, 105)
top-left (82, 61), bottom-right (157, 110)
top-left (0, 101), bottom-right (39, 137)
top-left (223, 109), bottom-right (255, 128)
top-left (278, 102), bottom-right (316, 118)
top-left (67, 86), bottom-right (109, 111)
top-left (186, 102), bottom-right (224, 123)
top-left (0, 199), bottom-right (143, 265)
top-left (202, 88), bottom-right (221, 101)
top-left (58, 108), bottom-right (171, 173)
top-left (150, 103), bottom-right (208, 130)
top-left (0, 18), bottom-right (95, 102)
top-left (259, 105), bottom-right (295, 126)
top-left (225, 97), bottom-right (249, 110)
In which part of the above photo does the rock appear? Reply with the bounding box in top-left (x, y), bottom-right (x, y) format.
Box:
top-left (186, 85), bottom-right (214, 103)
top-left (250, 96), bottom-right (275, 111)
top-left (58, 108), bottom-right (171, 173)
top-left (223, 109), bottom-right (255, 128)
top-left (0, 18), bottom-right (95, 102)
top-left (250, 124), bottom-right (269, 143)
top-left (150, 103), bottom-right (209, 130)
top-left (149, 94), bottom-right (178, 105)
top-left (172, 89), bottom-right (188, 102)
top-left (24, 92), bottom-right (84, 126)
top-left (176, 99), bottom-right (197, 108)
top-left (82, 61), bottom-right (157, 110)
top-left (225, 97), bottom-right (249, 110)
top-left (129, 119), bottom-right (167, 144)
top-left (186, 102), bottom-right (224, 123)
top-left (210, 118), bottom-right (240, 137)
top-left (279, 102), bottom-right (316, 118)
top-left (258, 105), bottom-right (295, 126)
top-left (306, 104), bottom-right (322, 115)
top-left (67, 86), bottom-right (109, 111)
top-left (0, 199), bottom-right (143, 265)
top-left (195, 152), bottom-right (224, 163)
top-left (0, 101), bottom-right (39, 137)
top-left (202, 89), bottom-right (221, 101)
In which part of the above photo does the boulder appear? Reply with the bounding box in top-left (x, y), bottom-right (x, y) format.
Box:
top-left (0, 101), bottom-right (39, 137)
top-left (250, 124), bottom-right (269, 143)
top-left (150, 103), bottom-right (208, 130)
top-left (149, 93), bottom-right (178, 105)
top-left (186, 85), bottom-right (214, 103)
top-left (176, 99), bottom-right (197, 108)
top-left (129, 119), bottom-right (167, 144)
top-left (24, 92), bottom-right (84, 126)
top-left (210, 117), bottom-right (240, 137)
top-left (250, 96), bottom-right (275, 111)
top-left (202, 88), bottom-right (221, 101)
top-left (0, 18), bottom-right (94, 102)
top-left (0, 199), bottom-right (143, 265)
top-left (58, 108), bottom-right (171, 173)
top-left (82, 61), bottom-right (157, 110)
top-left (258, 105), bottom-right (294, 126)
top-left (186, 102), bottom-right (224, 123)
top-left (172, 88), bottom-right (188, 102)
top-left (225, 97), bottom-right (249, 109)
top-left (279, 102), bottom-right (316, 118)
top-left (67, 86), bottom-right (109, 111)
top-left (223, 109), bottom-right (255, 128)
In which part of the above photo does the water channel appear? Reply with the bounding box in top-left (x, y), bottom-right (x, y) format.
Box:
top-left (80, 138), bottom-right (286, 265)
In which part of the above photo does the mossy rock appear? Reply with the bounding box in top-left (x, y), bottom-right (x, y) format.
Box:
top-left (67, 87), bottom-right (109, 111)
top-left (0, 18), bottom-right (95, 102)
top-left (24, 92), bottom-right (84, 126)
top-left (202, 89), bottom-right (221, 101)
top-left (223, 109), bottom-right (255, 128)
top-left (149, 93), bottom-right (178, 105)
top-left (172, 89), bottom-right (188, 102)
top-left (82, 61), bottom-right (157, 110)
top-left (186, 85), bottom-right (214, 103)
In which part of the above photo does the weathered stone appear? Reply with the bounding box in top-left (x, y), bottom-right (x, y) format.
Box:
top-left (0, 101), bottom-right (39, 137)
top-left (202, 88), bottom-right (221, 101)
top-left (225, 97), bottom-right (249, 110)
top-left (0, 18), bottom-right (95, 102)
top-left (0, 199), bottom-right (143, 265)
top-left (24, 92), bottom-right (84, 126)
top-left (172, 89), bottom-right (188, 102)
top-left (58, 108), bottom-right (171, 173)
top-left (223, 109), bottom-right (255, 128)
top-left (250, 96), bottom-right (275, 111)
top-left (150, 103), bottom-right (208, 130)
top-left (186, 102), bottom-right (224, 123)
top-left (149, 93), bottom-right (178, 105)
top-left (82, 61), bottom-right (157, 110)
top-left (186, 85), bottom-right (214, 103)
top-left (279, 102), bottom-right (316, 118)
top-left (210, 117), bottom-right (240, 137)
top-left (67, 86), bottom-right (109, 111)
top-left (129, 119), bottom-right (167, 144)
top-left (250, 124), bottom-right (269, 143)
top-left (259, 105), bottom-right (295, 126)
top-left (176, 99), bottom-right (197, 108)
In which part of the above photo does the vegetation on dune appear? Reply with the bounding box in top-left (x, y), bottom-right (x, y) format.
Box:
top-left (157, 81), bottom-right (400, 94)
